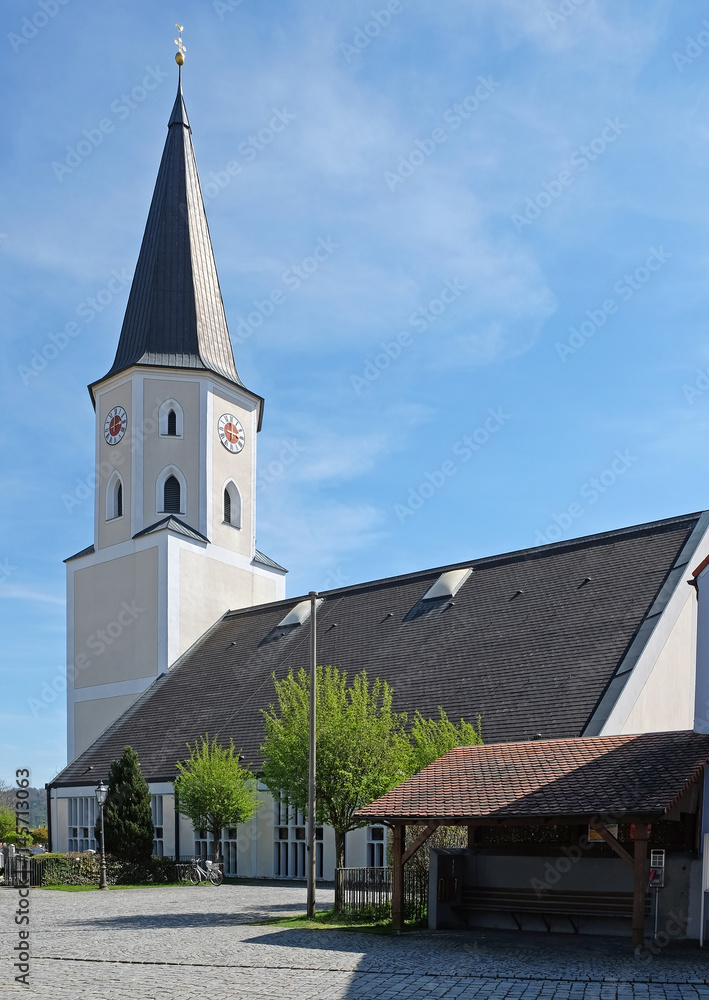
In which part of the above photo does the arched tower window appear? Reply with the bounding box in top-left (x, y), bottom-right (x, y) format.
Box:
top-left (156, 466), bottom-right (187, 516)
top-left (106, 472), bottom-right (124, 521)
top-left (223, 481), bottom-right (242, 529)
top-left (159, 399), bottom-right (184, 437)
top-left (163, 476), bottom-right (181, 514)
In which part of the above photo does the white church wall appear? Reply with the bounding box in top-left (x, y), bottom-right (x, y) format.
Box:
top-left (693, 563), bottom-right (709, 732)
top-left (72, 548), bottom-right (159, 690)
top-left (143, 377), bottom-right (201, 524)
top-left (599, 519), bottom-right (709, 736)
top-left (95, 379), bottom-right (133, 551)
top-left (209, 384), bottom-right (259, 557)
top-left (178, 546), bottom-right (285, 653)
top-left (607, 588), bottom-right (697, 735)
top-left (74, 692), bottom-right (145, 759)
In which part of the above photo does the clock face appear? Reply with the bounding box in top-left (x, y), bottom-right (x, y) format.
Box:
top-left (218, 413), bottom-right (245, 453)
top-left (104, 406), bottom-right (127, 446)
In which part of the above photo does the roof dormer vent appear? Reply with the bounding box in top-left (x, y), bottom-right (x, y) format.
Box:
top-left (277, 599), bottom-right (322, 629)
top-left (421, 567), bottom-right (472, 602)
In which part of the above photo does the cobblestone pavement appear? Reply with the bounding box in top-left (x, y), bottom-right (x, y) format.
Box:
top-left (1, 884), bottom-right (708, 998)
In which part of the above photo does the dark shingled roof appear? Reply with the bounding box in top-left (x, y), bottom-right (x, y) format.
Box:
top-left (133, 516), bottom-right (209, 543)
top-left (52, 512), bottom-right (704, 787)
top-left (93, 76), bottom-right (247, 394)
top-left (355, 731), bottom-right (709, 822)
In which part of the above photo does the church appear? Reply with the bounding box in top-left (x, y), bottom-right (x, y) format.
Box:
top-left (48, 66), bottom-right (709, 898)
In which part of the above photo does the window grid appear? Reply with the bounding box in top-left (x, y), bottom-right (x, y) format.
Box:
top-left (273, 794), bottom-right (323, 878)
top-left (67, 797), bottom-right (98, 853)
top-left (151, 795), bottom-right (164, 857)
top-left (367, 826), bottom-right (386, 868)
top-left (193, 826), bottom-right (238, 874)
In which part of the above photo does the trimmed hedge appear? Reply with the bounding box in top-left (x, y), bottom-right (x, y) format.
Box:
top-left (37, 853), bottom-right (178, 886)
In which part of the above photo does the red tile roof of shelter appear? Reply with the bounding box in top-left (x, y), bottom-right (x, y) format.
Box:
top-left (356, 731), bottom-right (709, 823)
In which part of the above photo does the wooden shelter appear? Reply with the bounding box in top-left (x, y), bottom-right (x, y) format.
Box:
top-left (356, 731), bottom-right (709, 945)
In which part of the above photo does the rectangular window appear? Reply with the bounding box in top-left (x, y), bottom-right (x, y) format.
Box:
top-left (367, 826), bottom-right (386, 868)
top-left (67, 798), bottom-right (97, 853)
top-left (151, 795), bottom-right (164, 856)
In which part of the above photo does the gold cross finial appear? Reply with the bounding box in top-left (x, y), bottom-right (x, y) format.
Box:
top-left (174, 24), bottom-right (186, 65)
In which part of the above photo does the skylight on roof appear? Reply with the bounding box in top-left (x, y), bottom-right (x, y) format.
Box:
top-left (421, 568), bottom-right (472, 602)
top-left (277, 599), bottom-right (322, 629)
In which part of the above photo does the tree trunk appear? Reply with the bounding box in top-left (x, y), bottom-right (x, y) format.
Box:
top-left (333, 828), bottom-right (346, 914)
top-left (211, 824), bottom-right (222, 866)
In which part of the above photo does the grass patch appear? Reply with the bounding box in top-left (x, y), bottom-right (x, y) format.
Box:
top-left (252, 909), bottom-right (423, 933)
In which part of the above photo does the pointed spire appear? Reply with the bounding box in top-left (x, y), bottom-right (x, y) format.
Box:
top-left (99, 69), bottom-right (244, 391)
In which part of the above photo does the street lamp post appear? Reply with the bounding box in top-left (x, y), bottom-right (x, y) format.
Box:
top-left (95, 781), bottom-right (109, 890)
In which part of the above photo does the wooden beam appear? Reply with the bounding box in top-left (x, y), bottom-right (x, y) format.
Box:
top-left (402, 822), bottom-right (440, 864)
top-left (631, 822), bottom-right (649, 948)
top-left (589, 823), bottom-right (634, 869)
top-left (391, 824), bottom-right (405, 932)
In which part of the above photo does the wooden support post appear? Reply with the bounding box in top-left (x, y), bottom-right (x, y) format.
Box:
top-left (392, 824), bottom-right (405, 932)
top-left (467, 825), bottom-right (476, 849)
top-left (631, 822), bottom-right (649, 948)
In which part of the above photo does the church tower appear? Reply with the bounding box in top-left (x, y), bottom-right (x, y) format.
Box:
top-left (65, 64), bottom-right (286, 761)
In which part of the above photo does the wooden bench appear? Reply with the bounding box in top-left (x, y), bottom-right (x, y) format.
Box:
top-left (456, 886), bottom-right (650, 933)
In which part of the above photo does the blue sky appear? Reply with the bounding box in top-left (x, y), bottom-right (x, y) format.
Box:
top-left (3, 0), bottom-right (709, 787)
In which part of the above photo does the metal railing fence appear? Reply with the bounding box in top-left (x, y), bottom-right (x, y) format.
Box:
top-left (335, 867), bottom-right (428, 922)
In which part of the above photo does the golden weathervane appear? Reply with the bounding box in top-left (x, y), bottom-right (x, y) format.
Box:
top-left (174, 24), bottom-right (186, 65)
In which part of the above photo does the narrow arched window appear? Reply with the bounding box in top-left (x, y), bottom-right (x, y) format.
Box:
top-left (106, 472), bottom-right (124, 520)
top-left (163, 475), bottom-right (181, 514)
top-left (223, 481), bottom-right (241, 528)
top-left (167, 409), bottom-right (177, 436)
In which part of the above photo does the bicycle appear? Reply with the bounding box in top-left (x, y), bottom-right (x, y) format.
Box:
top-left (186, 858), bottom-right (224, 886)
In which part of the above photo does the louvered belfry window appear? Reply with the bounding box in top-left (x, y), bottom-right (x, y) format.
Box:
top-left (163, 475), bottom-right (181, 513)
top-left (167, 409), bottom-right (177, 436)
top-left (224, 487), bottom-right (231, 524)
top-left (116, 481), bottom-right (123, 518)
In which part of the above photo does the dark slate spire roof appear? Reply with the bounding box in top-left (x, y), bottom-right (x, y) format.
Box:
top-left (97, 73), bottom-right (243, 390)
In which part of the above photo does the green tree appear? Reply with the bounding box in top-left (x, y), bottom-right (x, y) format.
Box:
top-left (0, 805), bottom-right (16, 842)
top-left (99, 746), bottom-right (154, 862)
top-left (174, 736), bottom-right (259, 861)
top-left (408, 708), bottom-right (482, 774)
top-left (30, 827), bottom-right (49, 845)
top-left (261, 666), bottom-right (412, 892)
